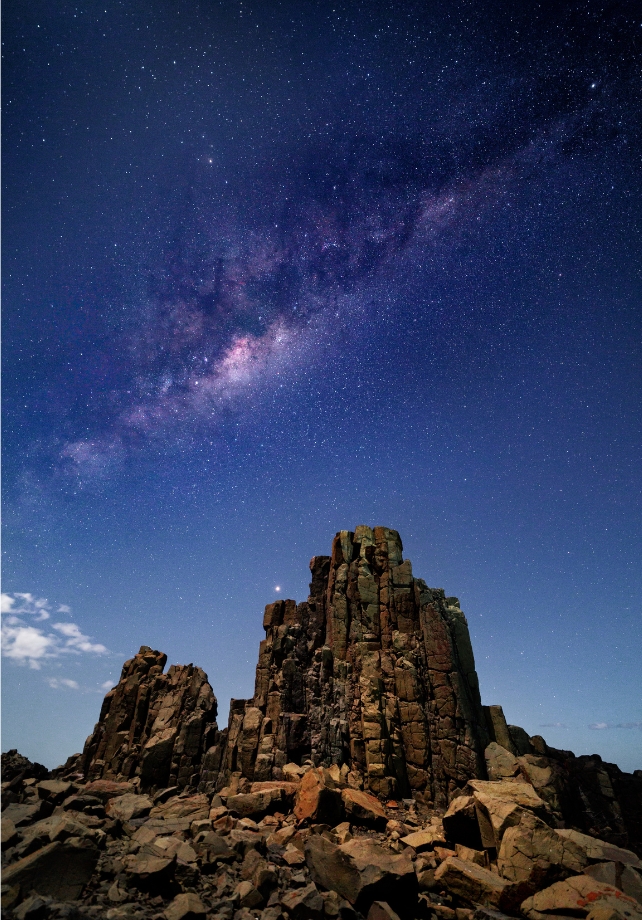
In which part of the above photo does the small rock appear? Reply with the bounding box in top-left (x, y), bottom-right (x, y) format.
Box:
top-left (281, 881), bottom-right (324, 919)
top-left (401, 827), bottom-right (446, 852)
top-left (368, 901), bottom-right (402, 920)
top-left (455, 844), bottom-right (489, 867)
top-left (163, 892), bottom-right (207, 920)
top-left (235, 879), bottom-right (263, 909)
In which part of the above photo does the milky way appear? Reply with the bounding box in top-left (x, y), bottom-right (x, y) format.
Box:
top-left (60, 109), bottom-right (605, 480)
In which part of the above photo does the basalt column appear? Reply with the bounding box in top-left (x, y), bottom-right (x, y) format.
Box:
top-left (218, 526), bottom-right (489, 806)
top-left (80, 645), bottom-right (220, 791)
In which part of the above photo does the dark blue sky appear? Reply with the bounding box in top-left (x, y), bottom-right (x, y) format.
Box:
top-left (3, 0), bottom-right (641, 771)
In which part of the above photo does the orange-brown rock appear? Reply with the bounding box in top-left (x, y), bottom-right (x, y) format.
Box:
top-left (216, 526), bottom-right (490, 806)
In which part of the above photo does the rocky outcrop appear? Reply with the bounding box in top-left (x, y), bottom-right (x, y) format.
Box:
top-left (217, 526), bottom-right (489, 807)
top-left (73, 526), bottom-right (642, 857)
top-left (79, 646), bottom-right (220, 791)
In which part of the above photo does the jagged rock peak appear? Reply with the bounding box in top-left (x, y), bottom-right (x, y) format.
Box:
top-left (219, 525), bottom-right (490, 807)
top-left (80, 645), bottom-right (218, 791)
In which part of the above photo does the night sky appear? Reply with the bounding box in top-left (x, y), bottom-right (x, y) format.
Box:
top-left (3, 1), bottom-right (641, 772)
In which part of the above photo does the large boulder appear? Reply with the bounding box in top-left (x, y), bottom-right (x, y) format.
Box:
top-left (498, 811), bottom-right (587, 892)
top-left (305, 833), bottom-right (417, 915)
top-left (521, 874), bottom-right (642, 920)
top-left (294, 768), bottom-right (344, 825)
top-left (2, 839), bottom-right (100, 901)
top-left (555, 830), bottom-right (642, 869)
top-left (434, 856), bottom-right (518, 911)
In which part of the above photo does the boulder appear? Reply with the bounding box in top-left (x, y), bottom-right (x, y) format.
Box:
top-left (19, 813), bottom-right (105, 848)
top-left (163, 892), bottom-right (207, 920)
top-left (498, 811), bottom-right (587, 891)
top-left (2, 802), bottom-right (44, 827)
top-left (434, 856), bottom-right (517, 911)
top-left (123, 852), bottom-right (176, 893)
top-left (36, 780), bottom-right (73, 804)
top-left (456, 845), bottom-right (490, 867)
top-left (83, 780), bottom-right (135, 801)
top-left (485, 744), bottom-right (520, 782)
top-left (521, 874), bottom-right (642, 920)
top-left (294, 768), bottom-right (344, 825)
top-left (105, 792), bottom-right (153, 822)
top-left (235, 879), bottom-right (263, 909)
top-left (193, 831), bottom-right (237, 868)
top-left (401, 827), bottom-right (447, 852)
top-left (226, 787), bottom-right (286, 817)
top-left (305, 833), bottom-right (417, 914)
top-left (281, 881), bottom-right (324, 919)
top-left (555, 830), bottom-right (642, 870)
top-left (2, 839), bottom-right (100, 901)
top-left (341, 788), bottom-right (387, 828)
top-left (150, 793), bottom-right (210, 822)
top-left (2, 816), bottom-right (18, 849)
top-left (467, 780), bottom-right (547, 848)
top-left (444, 795), bottom-right (483, 850)
top-left (368, 902), bottom-right (402, 920)
top-left (584, 863), bottom-right (642, 903)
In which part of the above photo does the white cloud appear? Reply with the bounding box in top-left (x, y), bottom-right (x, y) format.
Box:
top-left (47, 677), bottom-right (80, 690)
top-left (1, 593), bottom-right (108, 669)
top-left (589, 722), bottom-right (610, 730)
top-left (52, 622), bottom-right (107, 654)
top-left (101, 680), bottom-right (115, 691)
top-left (2, 624), bottom-right (57, 669)
top-left (1, 592), bottom-right (50, 621)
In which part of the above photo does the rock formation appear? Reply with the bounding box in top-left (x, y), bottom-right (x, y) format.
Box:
top-left (79, 646), bottom-right (219, 791)
top-left (218, 526), bottom-right (489, 807)
top-left (2, 526), bottom-right (641, 920)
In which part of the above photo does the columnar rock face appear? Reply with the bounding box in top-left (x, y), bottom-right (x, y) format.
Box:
top-left (217, 526), bottom-right (489, 806)
top-left (80, 646), bottom-right (219, 790)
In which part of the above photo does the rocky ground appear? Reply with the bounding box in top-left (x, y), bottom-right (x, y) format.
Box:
top-left (2, 750), bottom-right (642, 920)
